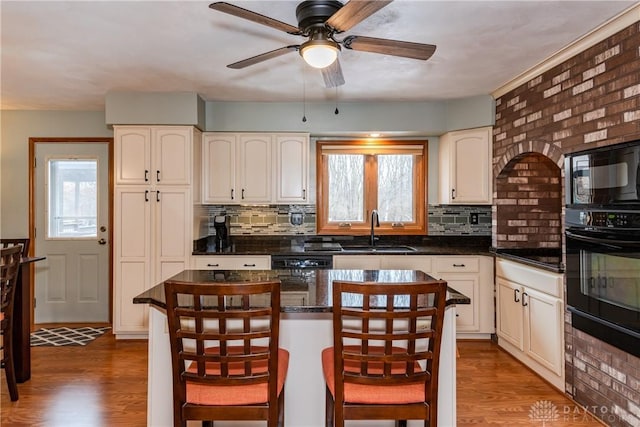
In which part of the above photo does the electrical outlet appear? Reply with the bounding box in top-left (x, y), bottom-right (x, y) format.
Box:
top-left (470, 213), bottom-right (479, 225)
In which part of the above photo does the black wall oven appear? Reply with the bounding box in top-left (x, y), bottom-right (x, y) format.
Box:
top-left (565, 208), bottom-right (640, 357)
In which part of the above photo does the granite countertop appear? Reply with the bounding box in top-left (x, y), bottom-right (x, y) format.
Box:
top-left (490, 247), bottom-right (564, 273)
top-left (133, 269), bottom-right (470, 313)
top-left (192, 235), bottom-right (494, 257)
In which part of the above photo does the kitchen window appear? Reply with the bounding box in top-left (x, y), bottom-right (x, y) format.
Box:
top-left (316, 140), bottom-right (427, 235)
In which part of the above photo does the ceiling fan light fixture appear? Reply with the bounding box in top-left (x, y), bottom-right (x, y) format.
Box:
top-left (300, 39), bottom-right (339, 69)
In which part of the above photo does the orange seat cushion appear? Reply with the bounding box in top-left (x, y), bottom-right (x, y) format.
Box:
top-left (185, 346), bottom-right (289, 406)
top-left (322, 346), bottom-right (428, 405)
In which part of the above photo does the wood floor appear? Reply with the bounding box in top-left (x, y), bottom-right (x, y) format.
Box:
top-left (1, 334), bottom-right (604, 426)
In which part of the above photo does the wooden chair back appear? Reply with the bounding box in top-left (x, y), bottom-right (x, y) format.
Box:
top-left (164, 279), bottom-right (285, 427)
top-left (330, 279), bottom-right (448, 426)
top-left (1, 244), bottom-right (24, 401)
top-left (0, 239), bottom-right (30, 258)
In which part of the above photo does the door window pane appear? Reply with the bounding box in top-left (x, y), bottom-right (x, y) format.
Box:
top-left (378, 154), bottom-right (414, 222)
top-left (48, 159), bottom-right (98, 238)
top-left (328, 154), bottom-right (364, 222)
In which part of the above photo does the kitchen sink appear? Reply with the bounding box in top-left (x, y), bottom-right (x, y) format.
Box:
top-left (340, 245), bottom-right (418, 253)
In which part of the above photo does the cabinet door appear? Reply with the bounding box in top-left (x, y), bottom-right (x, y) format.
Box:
top-left (439, 274), bottom-right (479, 332)
top-left (275, 134), bottom-right (309, 203)
top-left (202, 133), bottom-right (236, 203)
top-left (152, 127), bottom-right (192, 185)
top-left (238, 134), bottom-right (273, 203)
top-left (496, 278), bottom-right (524, 351)
top-left (114, 187), bottom-right (151, 334)
top-left (115, 127), bottom-right (151, 185)
top-left (524, 287), bottom-right (563, 375)
top-left (380, 255), bottom-right (433, 274)
top-left (332, 255), bottom-right (381, 269)
top-left (154, 188), bottom-right (190, 283)
top-left (439, 127), bottom-right (492, 204)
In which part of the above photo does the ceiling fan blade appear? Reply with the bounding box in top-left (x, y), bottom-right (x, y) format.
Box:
top-left (227, 45), bottom-right (299, 69)
top-left (326, 0), bottom-right (393, 33)
top-left (209, 2), bottom-right (302, 35)
top-left (343, 35), bottom-right (436, 60)
top-left (321, 59), bottom-right (345, 88)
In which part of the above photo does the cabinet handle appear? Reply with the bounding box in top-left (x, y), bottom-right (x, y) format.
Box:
top-left (453, 263), bottom-right (465, 267)
top-left (231, 189), bottom-right (234, 200)
top-left (145, 170), bottom-right (149, 182)
top-left (452, 188), bottom-right (456, 200)
top-left (303, 189), bottom-right (306, 200)
top-left (156, 170), bottom-right (160, 182)
top-left (207, 263), bottom-right (220, 267)
top-left (156, 190), bottom-right (160, 202)
top-left (522, 292), bottom-right (528, 307)
top-left (242, 189), bottom-right (245, 199)
top-left (514, 288), bottom-right (520, 303)
top-left (145, 190), bottom-right (149, 202)
top-left (243, 263), bottom-right (256, 267)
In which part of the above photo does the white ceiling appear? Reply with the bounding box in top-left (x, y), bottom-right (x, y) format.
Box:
top-left (1, 0), bottom-right (636, 111)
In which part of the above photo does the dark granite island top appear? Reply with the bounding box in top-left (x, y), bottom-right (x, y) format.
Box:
top-left (133, 269), bottom-right (470, 312)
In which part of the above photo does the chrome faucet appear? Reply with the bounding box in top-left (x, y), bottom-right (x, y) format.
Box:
top-left (370, 209), bottom-right (380, 247)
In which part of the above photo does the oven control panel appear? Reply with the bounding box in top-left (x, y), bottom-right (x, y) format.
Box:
top-left (566, 209), bottom-right (640, 229)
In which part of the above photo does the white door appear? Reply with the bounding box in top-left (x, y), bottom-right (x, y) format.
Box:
top-left (34, 142), bottom-right (110, 323)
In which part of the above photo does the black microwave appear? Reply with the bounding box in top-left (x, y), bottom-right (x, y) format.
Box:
top-left (565, 140), bottom-right (640, 207)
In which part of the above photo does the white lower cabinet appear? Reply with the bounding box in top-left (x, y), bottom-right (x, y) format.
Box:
top-left (333, 254), bottom-right (493, 338)
top-left (192, 255), bottom-right (270, 270)
top-left (496, 259), bottom-right (564, 390)
top-left (114, 187), bottom-right (191, 339)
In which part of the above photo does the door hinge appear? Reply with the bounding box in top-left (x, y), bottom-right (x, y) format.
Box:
top-left (34, 158), bottom-right (37, 168)
top-left (33, 298), bottom-right (36, 308)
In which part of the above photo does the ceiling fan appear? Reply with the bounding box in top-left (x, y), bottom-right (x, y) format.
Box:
top-left (209, 0), bottom-right (437, 88)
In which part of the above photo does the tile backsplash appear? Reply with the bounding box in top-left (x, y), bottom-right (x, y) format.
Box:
top-left (203, 204), bottom-right (492, 236)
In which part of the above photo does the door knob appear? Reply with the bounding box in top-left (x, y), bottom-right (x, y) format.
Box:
top-left (100, 226), bottom-right (107, 232)
top-left (98, 238), bottom-right (107, 245)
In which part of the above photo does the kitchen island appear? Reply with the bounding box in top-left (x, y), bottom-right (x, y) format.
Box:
top-left (134, 269), bottom-right (469, 427)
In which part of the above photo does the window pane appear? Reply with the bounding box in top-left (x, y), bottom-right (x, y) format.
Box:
top-left (378, 155), bottom-right (414, 222)
top-left (48, 159), bottom-right (98, 238)
top-left (328, 154), bottom-right (364, 222)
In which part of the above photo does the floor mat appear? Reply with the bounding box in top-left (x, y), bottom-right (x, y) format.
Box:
top-left (30, 326), bottom-right (111, 347)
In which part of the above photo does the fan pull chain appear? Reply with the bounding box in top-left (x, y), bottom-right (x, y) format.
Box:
top-left (302, 67), bottom-right (307, 123)
top-left (334, 86), bottom-right (339, 115)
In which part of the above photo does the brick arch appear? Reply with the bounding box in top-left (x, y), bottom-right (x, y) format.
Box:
top-left (493, 140), bottom-right (563, 177)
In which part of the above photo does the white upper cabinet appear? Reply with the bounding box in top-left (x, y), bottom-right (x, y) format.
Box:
top-left (439, 126), bottom-right (492, 204)
top-left (202, 132), bottom-right (310, 204)
top-left (275, 133), bottom-right (309, 203)
top-left (115, 126), bottom-right (192, 186)
top-left (202, 133), bottom-right (237, 203)
top-left (238, 134), bottom-right (272, 203)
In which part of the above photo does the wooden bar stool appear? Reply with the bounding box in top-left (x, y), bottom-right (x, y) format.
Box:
top-left (164, 279), bottom-right (289, 427)
top-left (1, 245), bottom-right (24, 401)
top-left (322, 279), bottom-right (448, 427)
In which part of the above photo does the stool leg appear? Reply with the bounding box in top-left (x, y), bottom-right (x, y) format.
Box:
top-left (3, 333), bottom-right (19, 401)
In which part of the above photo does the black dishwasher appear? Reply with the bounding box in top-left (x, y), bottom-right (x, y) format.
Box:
top-left (271, 254), bottom-right (333, 270)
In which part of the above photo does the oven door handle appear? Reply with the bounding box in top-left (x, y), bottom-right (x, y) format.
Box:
top-left (565, 230), bottom-right (639, 248)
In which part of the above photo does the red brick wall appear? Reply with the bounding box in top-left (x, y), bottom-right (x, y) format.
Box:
top-left (494, 153), bottom-right (561, 248)
top-left (493, 21), bottom-right (640, 427)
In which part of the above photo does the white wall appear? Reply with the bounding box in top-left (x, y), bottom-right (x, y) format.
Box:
top-left (0, 110), bottom-right (112, 237)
